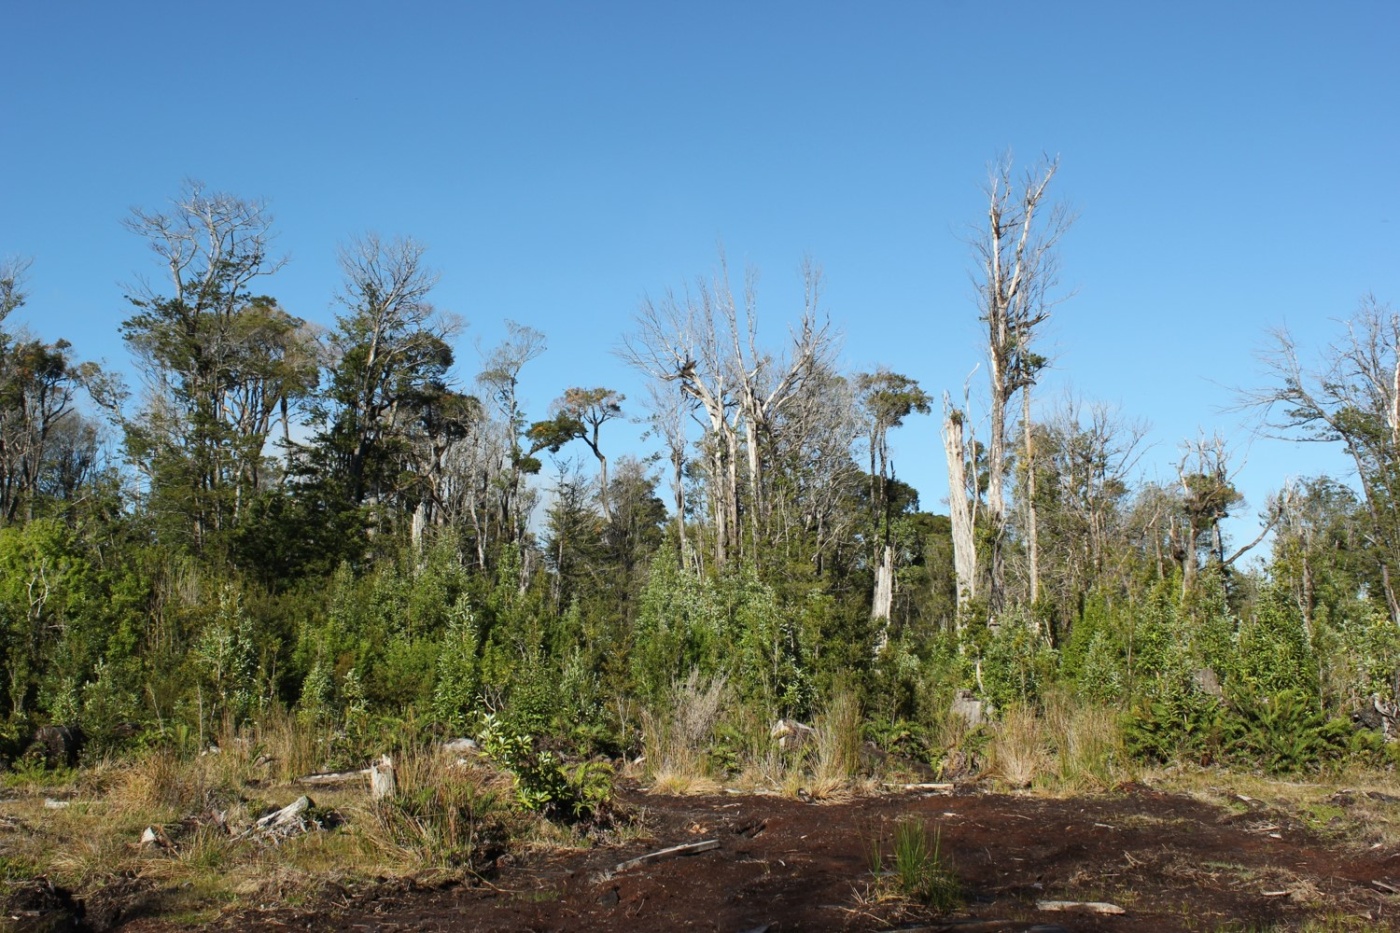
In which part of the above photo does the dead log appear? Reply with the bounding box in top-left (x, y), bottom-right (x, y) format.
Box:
top-left (770, 719), bottom-right (815, 751)
top-left (298, 768), bottom-right (371, 786)
top-left (1037, 899), bottom-right (1125, 915)
top-left (256, 795), bottom-right (312, 832)
top-left (594, 839), bottom-right (719, 882)
top-left (885, 782), bottom-right (956, 793)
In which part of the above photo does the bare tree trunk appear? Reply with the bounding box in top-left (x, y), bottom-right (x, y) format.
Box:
top-left (1023, 382), bottom-right (1040, 609)
top-left (872, 544), bottom-right (894, 653)
top-left (971, 155), bottom-right (1071, 617)
top-left (943, 399), bottom-right (978, 621)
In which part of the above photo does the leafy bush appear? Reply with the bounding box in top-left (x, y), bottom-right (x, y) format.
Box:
top-left (973, 611), bottom-right (1058, 711)
top-left (1222, 687), bottom-right (1351, 774)
top-left (477, 714), bottom-right (611, 823)
top-left (1123, 690), bottom-right (1224, 765)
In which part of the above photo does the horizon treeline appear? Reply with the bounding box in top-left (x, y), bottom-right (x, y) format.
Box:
top-left (2, 165), bottom-right (1398, 776)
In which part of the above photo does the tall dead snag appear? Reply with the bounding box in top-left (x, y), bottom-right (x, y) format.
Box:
top-left (728, 258), bottom-right (835, 565)
top-left (622, 281), bottom-right (738, 569)
top-left (620, 254), bottom-right (836, 573)
top-left (942, 395), bottom-right (978, 621)
top-left (972, 154), bottom-right (1073, 616)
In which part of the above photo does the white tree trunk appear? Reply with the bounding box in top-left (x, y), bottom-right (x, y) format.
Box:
top-left (872, 544), bottom-right (894, 654)
top-left (943, 401), bottom-right (978, 621)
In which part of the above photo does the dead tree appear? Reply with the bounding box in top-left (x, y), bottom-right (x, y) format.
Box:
top-left (970, 154), bottom-right (1073, 616)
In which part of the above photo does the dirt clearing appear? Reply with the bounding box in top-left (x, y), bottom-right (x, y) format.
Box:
top-left (53, 780), bottom-right (1397, 932)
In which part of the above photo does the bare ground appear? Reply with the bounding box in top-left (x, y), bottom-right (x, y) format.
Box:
top-left (13, 781), bottom-right (1400, 932)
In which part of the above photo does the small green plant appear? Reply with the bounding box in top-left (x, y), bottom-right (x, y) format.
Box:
top-left (477, 714), bottom-right (611, 822)
top-left (871, 819), bottom-right (960, 910)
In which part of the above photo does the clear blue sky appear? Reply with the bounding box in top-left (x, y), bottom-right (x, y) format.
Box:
top-left (4, 1), bottom-right (1398, 549)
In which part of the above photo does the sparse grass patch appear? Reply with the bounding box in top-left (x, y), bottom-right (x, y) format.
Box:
top-left (357, 744), bottom-right (513, 870)
top-left (867, 817), bottom-right (959, 910)
top-left (986, 703), bottom-right (1049, 789)
top-left (0, 721), bottom-right (573, 923)
top-left (1042, 691), bottom-right (1131, 792)
top-left (642, 671), bottom-right (729, 793)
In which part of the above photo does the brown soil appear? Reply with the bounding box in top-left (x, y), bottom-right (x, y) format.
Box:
top-left (24, 783), bottom-right (1400, 932)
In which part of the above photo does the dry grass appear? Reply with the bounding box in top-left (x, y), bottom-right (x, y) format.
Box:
top-left (985, 703), bottom-right (1050, 789)
top-left (812, 690), bottom-right (862, 786)
top-left (641, 671), bottom-right (729, 794)
top-left (978, 695), bottom-right (1132, 793)
top-left (353, 744), bottom-right (515, 870)
top-left (0, 720), bottom-right (531, 920)
top-left (1041, 691), bottom-right (1132, 792)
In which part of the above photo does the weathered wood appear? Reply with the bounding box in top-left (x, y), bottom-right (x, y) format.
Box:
top-left (139, 826), bottom-right (173, 848)
top-left (1036, 899), bottom-right (1125, 915)
top-left (298, 768), bottom-right (371, 786)
top-left (256, 795), bottom-right (311, 831)
top-left (771, 718), bottom-right (816, 750)
top-left (886, 782), bottom-right (956, 793)
top-left (595, 839), bottom-right (719, 882)
top-left (370, 754), bottom-right (396, 801)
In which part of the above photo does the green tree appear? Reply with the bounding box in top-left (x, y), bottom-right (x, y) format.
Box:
top-left (121, 183), bottom-right (317, 551)
top-left (856, 369), bottom-right (931, 634)
top-left (528, 386), bottom-right (624, 517)
top-left (1249, 296), bottom-right (1400, 622)
top-left (302, 234), bottom-right (471, 538)
top-left (0, 259), bottom-right (115, 524)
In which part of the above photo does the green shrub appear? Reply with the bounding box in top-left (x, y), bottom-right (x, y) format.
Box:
top-left (477, 714), bottom-right (611, 823)
top-left (1222, 687), bottom-right (1350, 774)
top-left (1123, 690), bottom-right (1224, 765)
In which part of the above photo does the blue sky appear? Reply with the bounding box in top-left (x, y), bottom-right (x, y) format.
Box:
top-left (3, 1), bottom-right (1398, 549)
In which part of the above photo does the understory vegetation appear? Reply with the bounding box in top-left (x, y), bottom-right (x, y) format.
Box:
top-left (4, 169), bottom-right (1400, 917)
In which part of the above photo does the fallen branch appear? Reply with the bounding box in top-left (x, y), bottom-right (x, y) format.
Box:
top-left (594, 840), bottom-right (719, 882)
top-left (257, 795), bottom-right (312, 831)
top-left (1037, 900), bottom-right (1126, 915)
top-left (884, 782), bottom-right (955, 793)
top-left (297, 769), bottom-right (370, 786)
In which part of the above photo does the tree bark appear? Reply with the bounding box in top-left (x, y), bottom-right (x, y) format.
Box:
top-left (943, 399), bottom-right (978, 621)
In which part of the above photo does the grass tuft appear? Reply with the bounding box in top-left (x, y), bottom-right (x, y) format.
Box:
top-left (869, 817), bottom-right (960, 910)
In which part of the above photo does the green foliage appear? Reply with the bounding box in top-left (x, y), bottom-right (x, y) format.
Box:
top-left (631, 559), bottom-right (813, 717)
top-left (871, 819), bottom-right (960, 909)
top-left (971, 611), bottom-right (1058, 710)
top-left (192, 587), bottom-right (260, 729)
top-left (477, 713), bottom-right (611, 822)
top-left (0, 518), bottom-right (147, 731)
top-left (1123, 690), bottom-right (1224, 765)
top-left (430, 596), bottom-right (481, 733)
top-left (1222, 687), bottom-right (1351, 774)
top-left (1235, 584), bottom-right (1317, 697)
